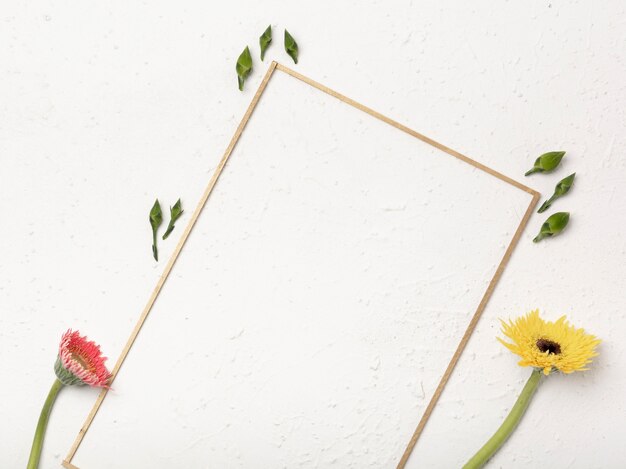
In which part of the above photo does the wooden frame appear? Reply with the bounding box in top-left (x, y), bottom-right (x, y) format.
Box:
top-left (62, 61), bottom-right (539, 469)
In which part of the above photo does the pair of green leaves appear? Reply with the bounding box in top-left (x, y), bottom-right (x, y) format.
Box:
top-left (525, 151), bottom-right (576, 243)
top-left (149, 199), bottom-right (184, 261)
top-left (259, 26), bottom-right (299, 63)
top-left (236, 26), bottom-right (299, 91)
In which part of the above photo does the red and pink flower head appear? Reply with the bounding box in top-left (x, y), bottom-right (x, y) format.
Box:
top-left (54, 330), bottom-right (111, 387)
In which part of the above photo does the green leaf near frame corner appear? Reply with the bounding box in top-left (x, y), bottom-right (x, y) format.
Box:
top-left (533, 212), bottom-right (570, 243)
top-left (259, 25), bottom-right (272, 61)
top-left (538, 173), bottom-right (576, 213)
top-left (554, 172), bottom-right (576, 197)
top-left (236, 46), bottom-right (253, 91)
top-left (284, 29), bottom-right (298, 64)
top-left (525, 151), bottom-right (566, 176)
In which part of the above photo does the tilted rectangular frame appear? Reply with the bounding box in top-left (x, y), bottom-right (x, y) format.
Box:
top-left (62, 62), bottom-right (539, 469)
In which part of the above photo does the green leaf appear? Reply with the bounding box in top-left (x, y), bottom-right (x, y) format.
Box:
top-left (533, 212), bottom-right (570, 243)
top-left (284, 29), bottom-right (298, 64)
top-left (236, 46), bottom-right (253, 91)
top-left (537, 173), bottom-right (576, 213)
top-left (149, 199), bottom-right (163, 260)
top-left (524, 151), bottom-right (566, 176)
top-left (162, 198), bottom-right (184, 240)
top-left (554, 172), bottom-right (576, 196)
top-left (259, 25), bottom-right (272, 61)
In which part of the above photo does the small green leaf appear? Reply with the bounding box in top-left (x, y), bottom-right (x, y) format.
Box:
top-left (554, 172), bottom-right (576, 196)
top-left (259, 25), bottom-right (272, 61)
top-left (163, 198), bottom-right (184, 240)
top-left (537, 173), bottom-right (576, 213)
top-left (236, 46), bottom-right (253, 91)
top-left (533, 212), bottom-right (570, 243)
top-left (525, 151), bottom-right (566, 176)
top-left (284, 29), bottom-right (298, 64)
top-left (149, 199), bottom-right (163, 260)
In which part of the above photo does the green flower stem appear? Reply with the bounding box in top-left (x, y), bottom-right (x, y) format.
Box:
top-left (463, 369), bottom-right (542, 469)
top-left (152, 230), bottom-right (158, 261)
top-left (27, 379), bottom-right (64, 469)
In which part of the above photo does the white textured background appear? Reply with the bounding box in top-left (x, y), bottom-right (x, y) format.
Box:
top-left (1, 1), bottom-right (625, 468)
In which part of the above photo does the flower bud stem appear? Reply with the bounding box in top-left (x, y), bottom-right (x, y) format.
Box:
top-left (463, 369), bottom-right (542, 469)
top-left (152, 231), bottom-right (158, 261)
top-left (537, 195), bottom-right (556, 213)
top-left (27, 379), bottom-right (64, 469)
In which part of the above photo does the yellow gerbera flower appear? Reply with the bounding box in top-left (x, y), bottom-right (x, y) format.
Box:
top-left (498, 309), bottom-right (601, 375)
top-left (465, 310), bottom-right (601, 468)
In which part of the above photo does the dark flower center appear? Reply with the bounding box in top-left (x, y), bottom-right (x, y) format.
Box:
top-left (536, 338), bottom-right (561, 355)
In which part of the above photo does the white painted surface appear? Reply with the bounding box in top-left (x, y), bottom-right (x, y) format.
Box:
top-left (0, 1), bottom-right (624, 468)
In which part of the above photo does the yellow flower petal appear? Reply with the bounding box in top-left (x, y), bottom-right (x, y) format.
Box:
top-left (498, 310), bottom-right (600, 375)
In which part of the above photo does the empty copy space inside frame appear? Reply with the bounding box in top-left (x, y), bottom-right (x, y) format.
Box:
top-left (74, 70), bottom-right (531, 468)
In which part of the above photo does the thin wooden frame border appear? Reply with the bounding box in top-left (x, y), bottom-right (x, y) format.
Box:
top-left (62, 61), bottom-right (540, 469)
